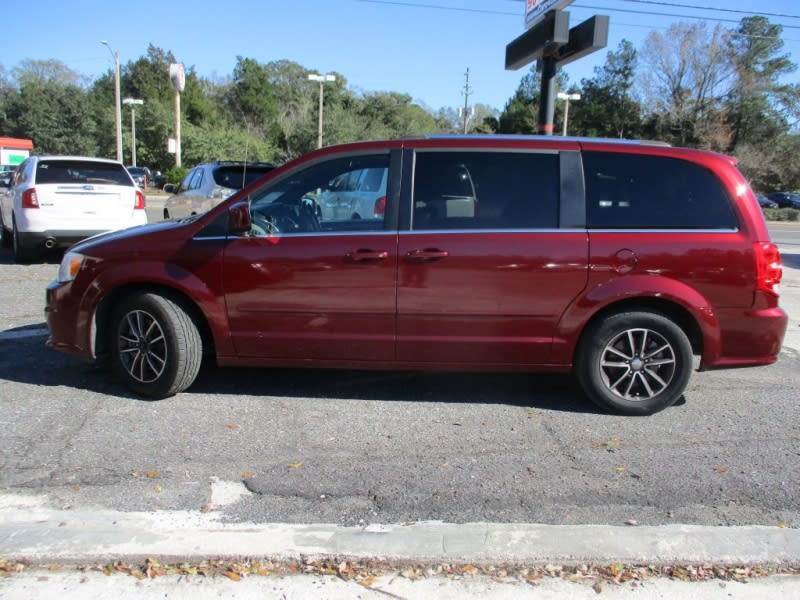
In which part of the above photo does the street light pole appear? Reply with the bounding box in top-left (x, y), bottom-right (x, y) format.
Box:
top-left (122, 98), bottom-right (144, 166)
top-left (557, 92), bottom-right (581, 136)
top-left (101, 41), bottom-right (123, 162)
top-left (308, 73), bottom-right (336, 148)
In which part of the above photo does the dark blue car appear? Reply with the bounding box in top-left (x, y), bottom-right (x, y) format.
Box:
top-left (767, 192), bottom-right (800, 209)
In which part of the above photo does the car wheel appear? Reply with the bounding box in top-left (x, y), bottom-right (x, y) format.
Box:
top-left (110, 292), bottom-right (202, 399)
top-left (163, 208), bottom-right (170, 219)
top-left (0, 211), bottom-right (10, 249)
top-left (12, 218), bottom-right (34, 263)
top-left (576, 311), bottom-right (693, 416)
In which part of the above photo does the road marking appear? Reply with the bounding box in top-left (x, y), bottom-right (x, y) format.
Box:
top-left (0, 327), bottom-right (49, 340)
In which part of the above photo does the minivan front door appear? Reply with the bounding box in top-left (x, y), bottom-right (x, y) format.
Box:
top-left (222, 152), bottom-right (399, 362)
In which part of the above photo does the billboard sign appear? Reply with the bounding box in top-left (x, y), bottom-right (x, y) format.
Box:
top-left (525, 0), bottom-right (574, 29)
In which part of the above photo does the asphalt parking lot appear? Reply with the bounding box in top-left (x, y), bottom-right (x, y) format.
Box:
top-left (0, 223), bottom-right (798, 532)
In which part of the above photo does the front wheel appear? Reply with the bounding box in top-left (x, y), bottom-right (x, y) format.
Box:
top-left (110, 292), bottom-right (202, 399)
top-left (576, 311), bottom-right (693, 416)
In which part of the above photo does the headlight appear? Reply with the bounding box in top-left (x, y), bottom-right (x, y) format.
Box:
top-left (57, 252), bottom-right (85, 283)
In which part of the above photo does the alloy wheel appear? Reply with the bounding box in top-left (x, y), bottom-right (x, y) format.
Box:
top-left (117, 309), bottom-right (168, 383)
top-left (598, 328), bottom-right (677, 401)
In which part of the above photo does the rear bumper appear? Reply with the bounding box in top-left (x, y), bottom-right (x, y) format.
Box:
top-left (18, 229), bottom-right (109, 250)
top-left (701, 305), bottom-right (788, 370)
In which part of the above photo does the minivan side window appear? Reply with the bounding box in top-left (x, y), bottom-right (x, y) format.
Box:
top-left (412, 152), bottom-right (559, 230)
top-left (583, 152), bottom-right (738, 229)
top-left (248, 154), bottom-right (390, 235)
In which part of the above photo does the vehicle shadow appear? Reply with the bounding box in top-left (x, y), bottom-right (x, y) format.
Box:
top-left (0, 247), bottom-right (64, 265)
top-left (0, 334), bottom-right (605, 414)
top-left (189, 365), bottom-right (604, 414)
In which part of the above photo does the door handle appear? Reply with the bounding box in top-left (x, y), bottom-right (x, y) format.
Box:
top-left (345, 249), bottom-right (389, 262)
top-left (404, 248), bottom-right (449, 263)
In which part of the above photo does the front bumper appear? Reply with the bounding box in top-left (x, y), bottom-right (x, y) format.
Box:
top-left (45, 279), bottom-right (94, 360)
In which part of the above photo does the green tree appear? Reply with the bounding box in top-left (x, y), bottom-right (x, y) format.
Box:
top-left (570, 40), bottom-right (642, 139)
top-left (5, 60), bottom-right (96, 154)
top-left (725, 16), bottom-right (796, 149)
top-left (497, 67), bottom-right (569, 134)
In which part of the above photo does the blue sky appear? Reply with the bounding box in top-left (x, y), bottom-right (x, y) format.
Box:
top-left (3, 0), bottom-right (800, 111)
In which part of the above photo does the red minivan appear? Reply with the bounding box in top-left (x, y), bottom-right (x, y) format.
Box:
top-left (45, 136), bottom-right (788, 415)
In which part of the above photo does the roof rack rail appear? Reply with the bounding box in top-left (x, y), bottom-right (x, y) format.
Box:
top-left (424, 133), bottom-right (671, 147)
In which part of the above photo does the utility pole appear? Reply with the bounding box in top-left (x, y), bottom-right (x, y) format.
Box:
top-left (123, 98), bottom-right (143, 166)
top-left (100, 41), bottom-right (123, 162)
top-left (308, 73), bottom-right (336, 149)
top-left (461, 68), bottom-right (472, 134)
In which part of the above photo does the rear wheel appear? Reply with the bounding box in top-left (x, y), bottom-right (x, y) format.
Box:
top-left (576, 311), bottom-right (693, 416)
top-left (12, 219), bottom-right (34, 263)
top-left (0, 211), bottom-right (11, 248)
top-left (110, 292), bottom-right (202, 399)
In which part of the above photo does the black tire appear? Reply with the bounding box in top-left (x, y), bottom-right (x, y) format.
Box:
top-left (110, 292), bottom-right (202, 399)
top-left (0, 211), bottom-right (11, 249)
top-left (12, 219), bottom-right (34, 263)
top-left (576, 311), bottom-right (693, 416)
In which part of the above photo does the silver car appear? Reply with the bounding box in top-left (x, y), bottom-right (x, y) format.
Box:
top-left (163, 161), bottom-right (276, 219)
top-left (317, 166), bottom-right (388, 221)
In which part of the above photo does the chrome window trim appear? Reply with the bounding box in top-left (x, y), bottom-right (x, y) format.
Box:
top-left (403, 227), bottom-right (740, 235)
top-left (402, 228), bottom-right (577, 235)
top-left (197, 230), bottom-right (399, 241)
top-left (586, 228), bottom-right (740, 234)
top-left (196, 228), bottom-right (740, 240)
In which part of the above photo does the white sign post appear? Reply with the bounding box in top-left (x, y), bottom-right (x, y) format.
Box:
top-left (525, 0), bottom-right (574, 29)
top-left (169, 63), bottom-right (185, 168)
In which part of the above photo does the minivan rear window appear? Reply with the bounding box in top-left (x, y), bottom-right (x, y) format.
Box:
top-left (583, 152), bottom-right (737, 230)
top-left (35, 160), bottom-right (133, 186)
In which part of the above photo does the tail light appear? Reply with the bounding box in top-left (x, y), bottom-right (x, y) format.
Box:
top-left (21, 188), bottom-right (39, 208)
top-left (754, 242), bottom-right (782, 296)
top-left (134, 190), bottom-right (146, 210)
top-left (373, 195), bottom-right (387, 218)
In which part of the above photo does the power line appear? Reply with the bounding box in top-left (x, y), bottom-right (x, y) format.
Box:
top-left (358, 0), bottom-right (518, 16)
top-left (505, 0), bottom-right (800, 29)
top-left (505, 0), bottom-right (800, 20)
top-left (618, 0), bottom-right (800, 20)
top-left (357, 1), bottom-right (800, 37)
top-left (574, 3), bottom-right (800, 29)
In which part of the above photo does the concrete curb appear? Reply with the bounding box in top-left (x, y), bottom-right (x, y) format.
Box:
top-left (1, 494), bottom-right (798, 566)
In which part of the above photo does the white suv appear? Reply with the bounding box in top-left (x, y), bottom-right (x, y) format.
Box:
top-left (0, 156), bottom-right (147, 262)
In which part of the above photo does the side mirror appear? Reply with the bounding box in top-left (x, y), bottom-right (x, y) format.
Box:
top-left (228, 201), bottom-right (252, 234)
top-left (0, 178), bottom-right (10, 188)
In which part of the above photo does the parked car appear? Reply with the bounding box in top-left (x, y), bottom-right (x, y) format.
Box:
top-left (317, 165), bottom-right (389, 221)
top-left (766, 191), bottom-right (800, 209)
top-left (0, 156), bottom-right (147, 262)
top-left (45, 136), bottom-right (787, 415)
top-left (162, 161), bottom-right (277, 219)
top-left (126, 166), bottom-right (150, 190)
top-left (756, 194), bottom-right (779, 209)
top-left (0, 168), bottom-right (14, 187)
top-left (149, 169), bottom-right (166, 189)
